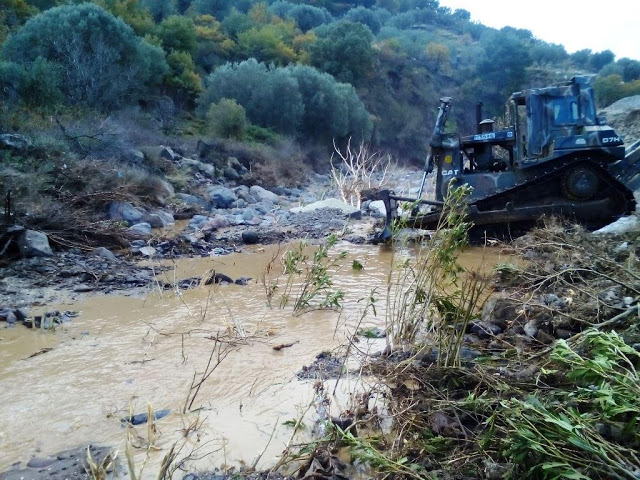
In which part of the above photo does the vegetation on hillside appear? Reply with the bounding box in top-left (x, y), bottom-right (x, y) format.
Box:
top-left (2, 0), bottom-right (640, 164)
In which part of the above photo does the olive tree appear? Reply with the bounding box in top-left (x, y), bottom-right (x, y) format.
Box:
top-left (2, 3), bottom-right (167, 109)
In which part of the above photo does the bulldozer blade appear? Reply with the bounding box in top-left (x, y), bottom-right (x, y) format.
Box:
top-left (610, 139), bottom-right (640, 191)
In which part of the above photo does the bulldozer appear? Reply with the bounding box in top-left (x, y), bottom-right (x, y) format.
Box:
top-left (371, 75), bottom-right (640, 241)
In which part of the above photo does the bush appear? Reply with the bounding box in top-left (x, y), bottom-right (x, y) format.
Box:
top-left (1, 3), bottom-right (168, 109)
top-left (197, 59), bottom-right (372, 141)
top-left (206, 98), bottom-right (247, 139)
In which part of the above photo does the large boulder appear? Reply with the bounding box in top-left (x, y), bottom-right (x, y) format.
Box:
top-left (207, 185), bottom-right (237, 209)
top-left (127, 223), bottom-right (152, 237)
top-left (593, 215), bottom-right (640, 235)
top-left (290, 198), bottom-right (360, 218)
top-left (250, 185), bottom-right (280, 204)
top-left (109, 202), bottom-right (144, 225)
top-left (602, 96), bottom-right (640, 144)
top-left (182, 158), bottom-right (215, 177)
top-left (18, 230), bottom-right (53, 257)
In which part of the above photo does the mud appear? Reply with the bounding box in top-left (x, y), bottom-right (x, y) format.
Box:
top-left (0, 240), bottom-right (512, 479)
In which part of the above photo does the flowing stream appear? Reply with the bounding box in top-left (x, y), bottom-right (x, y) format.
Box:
top-left (0, 242), bottom-right (512, 476)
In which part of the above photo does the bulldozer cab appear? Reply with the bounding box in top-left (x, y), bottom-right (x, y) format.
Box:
top-left (512, 76), bottom-right (598, 164)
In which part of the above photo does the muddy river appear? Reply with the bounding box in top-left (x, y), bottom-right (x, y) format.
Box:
top-left (0, 242), bottom-right (511, 476)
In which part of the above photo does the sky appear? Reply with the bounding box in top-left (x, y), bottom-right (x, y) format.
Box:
top-left (438, 0), bottom-right (640, 61)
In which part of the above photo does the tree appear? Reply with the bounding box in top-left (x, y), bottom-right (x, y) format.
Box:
top-left (0, 0), bottom-right (37, 44)
top-left (206, 98), bottom-right (247, 139)
top-left (424, 42), bottom-right (449, 71)
top-left (193, 0), bottom-right (232, 19)
top-left (590, 50), bottom-right (615, 72)
top-left (198, 59), bottom-right (303, 133)
top-left (165, 50), bottom-right (202, 100)
top-left (570, 49), bottom-right (592, 70)
top-left (594, 74), bottom-right (624, 107)
top-left (310, 20), bottom-right (375, 85)
top-left (2, 3), bottom-right (167, 109)
top-left (287, 4), bottom-right (332, 32)
top-left (344, 7), bottom-right (382, 34)
top-left (141, 0), bottom-right (175, 22)
top-left (287, 64), bottom-right (372, 142)
top-left (159, 15), bottom-right (197, 54)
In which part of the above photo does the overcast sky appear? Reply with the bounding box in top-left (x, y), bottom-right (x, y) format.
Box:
top-left (438, 0), bottom-right (640, 61)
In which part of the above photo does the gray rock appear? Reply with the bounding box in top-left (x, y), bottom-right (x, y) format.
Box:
top-left (523, 321), bottom-right (539, 338)
top-left (155, 210), bottom-right (175, 226)
top-left (250, 185), bottom-right (280, 204)
top-left (235, 276), bottom-right (252, 285)
top-left (14, 308), bottom-right (28, 321)
top-left (92, 247), bottom-right (117, 262)
top-left (223, 167), bottom-right (240, 180)
top-left (131, 239), bottom-right (146, 248)
top-left (470, 321), bottom-right (502, 339)
top-left (159, 145), bottom-right (177, 160)
top-left (182, 158), bottom-right (215, 177)
top-left (207, 185), bottom-right (237, 209)
top-left (139, 246), bottom-right (156, 257)
top-left (144, 213), bottom-right (168, 228)
top-left (74, 284), bottom-right (95, 293)
top-left (242, 231), bottom-right (259, 244)
top-left (127, 223), bottom-right (152, 237)
top-left (0, 133), bottom-right (31, 150)
top-left (254, 202), bottom-right (271, 215)
top-left (109, 202), bottom-right (144, 225)
top-left (290, 198), bottom-right (360, 218)
top-left (5, 311), bottom-right (17, 324)
top-left (26, 457), bottom-right (56, 468)
top-left (18, 230), bottom-right (53, 257)
top-left (242, 208), bottom-right (257, 221)
top-left (233, 185), bottom-right (251, 201)
top-left (177, 193), bottom-right (206, 207)
top-left (202, 214), bottom-right (230, 231)
top-left (368, 200), bottom-right (387, 216)
top-left (233, 199), bottom-right (248, 209)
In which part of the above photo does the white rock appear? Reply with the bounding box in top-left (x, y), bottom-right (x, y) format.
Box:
top-left (250, 185), bottom-right (280, 204)
top-left (593, 216), bottom-right (640, 235)
top-left (290, 198), bottom-right (360, 217)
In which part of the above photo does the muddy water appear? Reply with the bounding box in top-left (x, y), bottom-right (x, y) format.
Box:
top-left (0, 242), bottom-right (512, 476)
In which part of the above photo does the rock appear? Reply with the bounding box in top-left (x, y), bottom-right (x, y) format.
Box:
top-left (177, 193), bottom-right (206, 207)
top-left (139, 246), bottom-right (156, 257)
top-left (155, 210), bottom-right (175, 226)
top-left (233, 185), bottom-right (251, 201)
top-left (18, 230), bottom-right (53, 257)
top-left (242, 231), bottom-right (259, 244)
top-left (122, 409), bottom-right (171, 426)
top-left (207, 185), bottom-right (237, 209)
top-left (523, 321), bottom-right (539, 338)
top-left (182, 158), bottom-right (215, 177)
top-left (144, 213), bottom-right (169, 228)
top-left (536, 329), bottom-right (555, 345)
top-left (26, 457), bottom-right (56, 468)
top-left (394, 228), bottom-right (430, 243)
top-left (159, 145), bottom-right (177, 160)
top-left (204, 272), bottom-right (233, 285)
top-left (109, 202), bottom-right (144, 225)
top-left (14, 308), bottom-right (28, 321)
top-left (0, 133), bottom-right (31, 150)
top-left (593, 215), bottom-right (640, 235)
top-left (202, 214), bottom-right (229, 231)
top-left (92, 247), bottom-right (117, 262)
top-left (235, 277), bottom-right (252, 286)
top-left (122, 148), bottom-right (144, 164)
top-left (254, 202), bottom-right (271, 215)
top-left (74, 284), bottom-right (95, 293)
top-left (128, 223), bottom-right (152, 237)
top-left (555, 328), bottom-right (573, 339)
top-left (290, 198), bottom-right (360, 218)
top-left (223, 166), bottom-right (240, 180)
top-left (470, 321), bottom-right (502, 339)
top-left (5, 311), bottom-right (17, 324)
top-left (368, 200), bottom-right (387, 216)
top-left (250, 185), bottom-right (280, 204)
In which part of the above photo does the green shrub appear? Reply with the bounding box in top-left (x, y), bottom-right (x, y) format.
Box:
top-left (206, 98), bottom-right (247, 139)
top-left (2, 3), bottom-right (167, 109)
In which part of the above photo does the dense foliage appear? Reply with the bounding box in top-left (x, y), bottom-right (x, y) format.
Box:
top-left (1, 0), bottom-right (639, 159)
